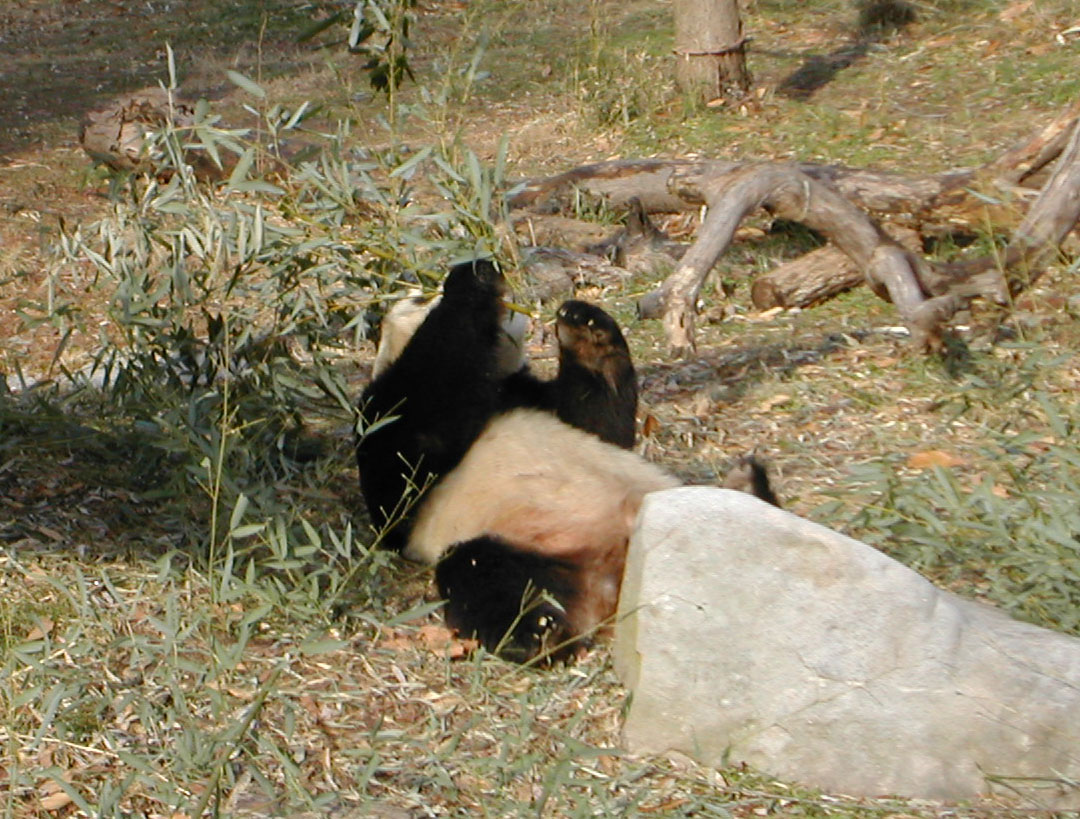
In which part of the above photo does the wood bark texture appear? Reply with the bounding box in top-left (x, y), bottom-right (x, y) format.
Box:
top-left (643, 162), bottom-right (948, 351)
top-left (511, 102), bottom-right (1080, 354)
top-left (750, 225), bottom-right (922, 311)
top-left (674, 0), bottom-right (750, 103)
top-left (80, 87), bottom-right (242, 180)
top-left (80, 88), bottom-right (198, 173)
top-left (512, 158), bottom-right (973, 219)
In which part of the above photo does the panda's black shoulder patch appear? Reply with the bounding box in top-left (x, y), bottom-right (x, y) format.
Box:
top-left (356, 259), bottom-right (508, 547)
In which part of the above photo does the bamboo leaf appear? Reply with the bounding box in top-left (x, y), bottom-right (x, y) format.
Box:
top-left (227, 70), bottom-right (266, 99)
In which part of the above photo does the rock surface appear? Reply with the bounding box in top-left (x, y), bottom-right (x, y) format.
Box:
top-left (614, 486), bottom-right (1080, 809)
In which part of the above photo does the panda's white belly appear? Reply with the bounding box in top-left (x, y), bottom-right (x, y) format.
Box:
top-left (404, 409), bottom-right (679, 564)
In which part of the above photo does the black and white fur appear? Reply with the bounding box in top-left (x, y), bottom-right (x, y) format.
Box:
top-left (498, 300), bottom-right (638, 450)
top-left (372, 291), bottom-right (529, 381)
top-left (376, 293), bottom-right (638, 450)
top-left (357, 259), bottom-right (773, 662)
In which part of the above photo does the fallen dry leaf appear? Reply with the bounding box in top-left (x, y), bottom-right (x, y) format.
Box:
top-left (418, 623), bottom-right (455, 650)
top-left (26, 617), bottom-right (55, 642)
top-left (906, 450), bottom-right (966, 470)
top-left (417, 624), bottom-right (479, 658)
top-left (734, 225), bottom-right (767, 241)
top-left (641, 414), bottom-right (661, 438)
top-left (691, 392), bottom-right (714, 417)
top-left (1000, 0), bottom-right (1033, 22)
top-left (378, 636), bottom-right (413, 652)
top-left (448, 637), bottom-right (479, 659)
top-left (40, 791), bottom-right (73, 812)
top-left (759, 393), bottom-right (793, 412)
top-left (1025, 435), bottom-right (1057, 453)
top-left (925, 35), bottom-right (956, 48)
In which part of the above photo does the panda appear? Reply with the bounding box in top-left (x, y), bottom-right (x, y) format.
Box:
top-left (722, 454), bottom-right (781, 508)
top-left (357, 258), bottom-right (775, 662)
top-left (499, 299), bottom-right (638, 450)
top-left (373, 289), bottom-right (637, 451)
top-left (553, 301), bottom-right (638, 449)
top-left (371, 293), bottom-right (440, 379)
top-left (372, 291), bottom-right (530, 382)
top-left (356, 261), bottom-right (511, 553)
top-left (411, 408), bottom-right (678, 660)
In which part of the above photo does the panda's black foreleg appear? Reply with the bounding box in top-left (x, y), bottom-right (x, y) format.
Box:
top-left (497, 365), bottom-right (558, 414)
top-left (493, 300), bottom-right (638, 449)
top-left (356, 259), bottom-right (508, 543)
top-left (435, 536), bottom-right (584, 663)
top-left (550, 300), bottom-right (638, 449)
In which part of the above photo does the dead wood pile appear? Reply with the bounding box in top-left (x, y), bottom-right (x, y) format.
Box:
top-left (509, 99), bottom-right (1080, 353)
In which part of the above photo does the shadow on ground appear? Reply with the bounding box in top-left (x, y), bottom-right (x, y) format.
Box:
top-left (0, 0), bottom-right (323, 156)
top-left (772, 0), bottom-right (917, 100)
top-left (0, 394), bottom-right (179, 556)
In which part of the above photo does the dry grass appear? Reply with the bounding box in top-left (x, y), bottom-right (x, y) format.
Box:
top-left (4, 0), bottom-right (1080, 815)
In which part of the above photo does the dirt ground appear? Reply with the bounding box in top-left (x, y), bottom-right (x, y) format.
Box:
top-left (4, 0), bottom-right (1080, 514)
top-left (0, 1), bottom-right (317, 370)
top-left (5, 1), bottom-right (1080, 815)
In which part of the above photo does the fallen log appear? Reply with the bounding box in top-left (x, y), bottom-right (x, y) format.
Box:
top-left (507, 159), bottom-right (698, 214)
top-left (940, 118), bottom-right (1080, 299)
top-left (984, 96), bottom-right (1080, 186)
top-left (511, 157), bottom-right (973, 221)
top-left (513, 101), bottom-right (1080, 353)
top-left (750, 225), bottom-right (922, 311)
top-left (749, 247), bottom-right (862, 312)
top-left (642, 119), bottom-right (1080, 352)
top-left (638, 161), bottom-right (954, 351)
top-left (509, 101), bottom-right (1073, 221)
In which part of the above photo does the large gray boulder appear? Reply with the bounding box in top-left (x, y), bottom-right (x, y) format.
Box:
top-left (614, 487), bottom-right (1080, 809)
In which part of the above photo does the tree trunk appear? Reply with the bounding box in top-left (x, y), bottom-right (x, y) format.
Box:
top-left (674, 0), bottom-right (750, 104)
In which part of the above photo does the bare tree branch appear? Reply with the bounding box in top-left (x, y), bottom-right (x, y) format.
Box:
top-left (511, 103), bottom-right (1080, 354)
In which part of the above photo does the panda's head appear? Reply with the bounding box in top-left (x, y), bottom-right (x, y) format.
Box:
top-left (442, 258), bottom-right (505, 304)
top-left (372, 259), bottom-right (530, 379)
